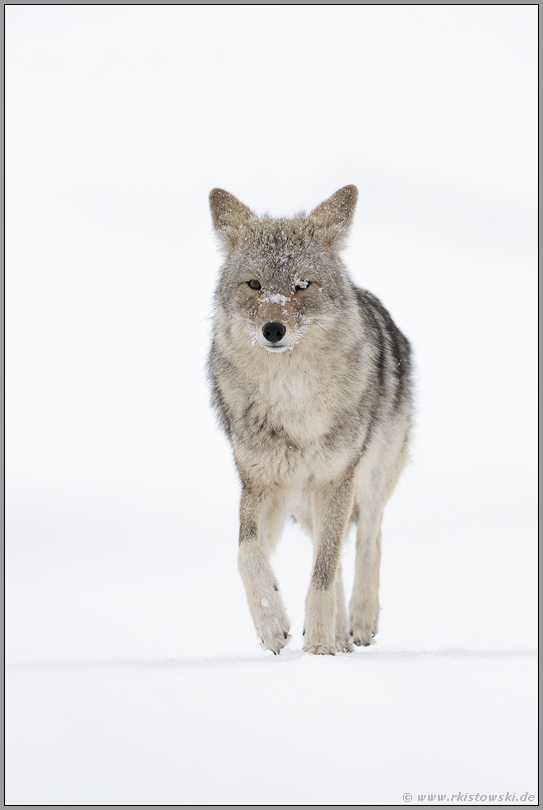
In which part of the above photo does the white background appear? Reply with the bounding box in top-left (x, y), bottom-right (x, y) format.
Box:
top-left (6, 6), bottom-right (537, 806)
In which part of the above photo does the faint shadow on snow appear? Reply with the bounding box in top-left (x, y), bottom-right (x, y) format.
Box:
top-left (7, 647), bottom-right (537, 671)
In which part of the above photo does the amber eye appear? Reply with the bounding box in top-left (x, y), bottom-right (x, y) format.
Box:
top-left (247, 280), bottom-right (261, 290)
top-left (295, 280), bottom-right (311, 292)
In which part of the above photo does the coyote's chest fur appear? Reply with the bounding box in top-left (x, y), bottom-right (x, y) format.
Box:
top-left (233, 372), bottom-right (360, 489)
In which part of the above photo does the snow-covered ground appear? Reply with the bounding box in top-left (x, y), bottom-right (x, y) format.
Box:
top-left (7, 651), bottom-right (537, 806)
top-left (6, 6), bottom-right (537, 806)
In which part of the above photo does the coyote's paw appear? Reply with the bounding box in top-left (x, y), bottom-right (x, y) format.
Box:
top-left (304, 643), bottom-right (336, 656)
top-left (335, 635), bottom-right (354, 653)
top-left (349, 620), bottom-right (377, 647)
top-left (256, 611), bottom-right (291, 656)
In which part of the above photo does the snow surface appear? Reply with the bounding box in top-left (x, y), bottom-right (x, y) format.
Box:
top-left (6, 5), bottom-right (537, 806)
top-left (6, 652), bottom-right (537, 806)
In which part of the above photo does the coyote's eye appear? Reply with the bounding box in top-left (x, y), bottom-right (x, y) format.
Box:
top-left (247, 280), bottom-right (261, 290)
top-left (295, 280), bottom-right (311, 292)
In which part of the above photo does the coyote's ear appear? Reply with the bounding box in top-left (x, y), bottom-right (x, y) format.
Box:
top-left (309, 185), bottom-right (358, 249)
top-left (209, 188), bottom-right (255, 250)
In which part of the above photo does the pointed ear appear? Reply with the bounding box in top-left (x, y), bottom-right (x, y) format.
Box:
top-left (209, 188), bottom-right (255, 250)
top-left (309, 185), bottom-right (358, 249)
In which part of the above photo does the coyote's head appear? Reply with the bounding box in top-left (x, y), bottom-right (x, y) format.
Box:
top-left (209, 186), bottom-right (358, 354)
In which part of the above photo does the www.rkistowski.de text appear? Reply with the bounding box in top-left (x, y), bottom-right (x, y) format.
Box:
top-left (402, 792), bottom-right (536, 803)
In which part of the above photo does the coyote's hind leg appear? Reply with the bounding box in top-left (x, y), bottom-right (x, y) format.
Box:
top-left (349, 511), bottom-right (383, 646)
top-left (335, 561), bottom-right (353, 653)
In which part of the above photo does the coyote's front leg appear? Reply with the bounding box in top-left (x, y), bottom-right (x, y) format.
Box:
top-left (237, 486), bottom-right (290, 654)
top-left (304, 478), bottom-right (355, 655)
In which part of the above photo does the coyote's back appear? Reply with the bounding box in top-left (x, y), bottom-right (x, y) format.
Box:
top-left (208, 185), bottom-right (413, 655)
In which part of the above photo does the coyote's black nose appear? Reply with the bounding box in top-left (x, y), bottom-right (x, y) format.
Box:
top-left (262, 322), bottom-right (286, 343)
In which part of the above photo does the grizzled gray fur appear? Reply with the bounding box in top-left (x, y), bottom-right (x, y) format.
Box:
top-left (207, 185), bottom-right (413, 655)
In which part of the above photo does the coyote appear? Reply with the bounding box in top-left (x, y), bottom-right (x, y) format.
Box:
top-left (208, 185), bottom-right (413, 655)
